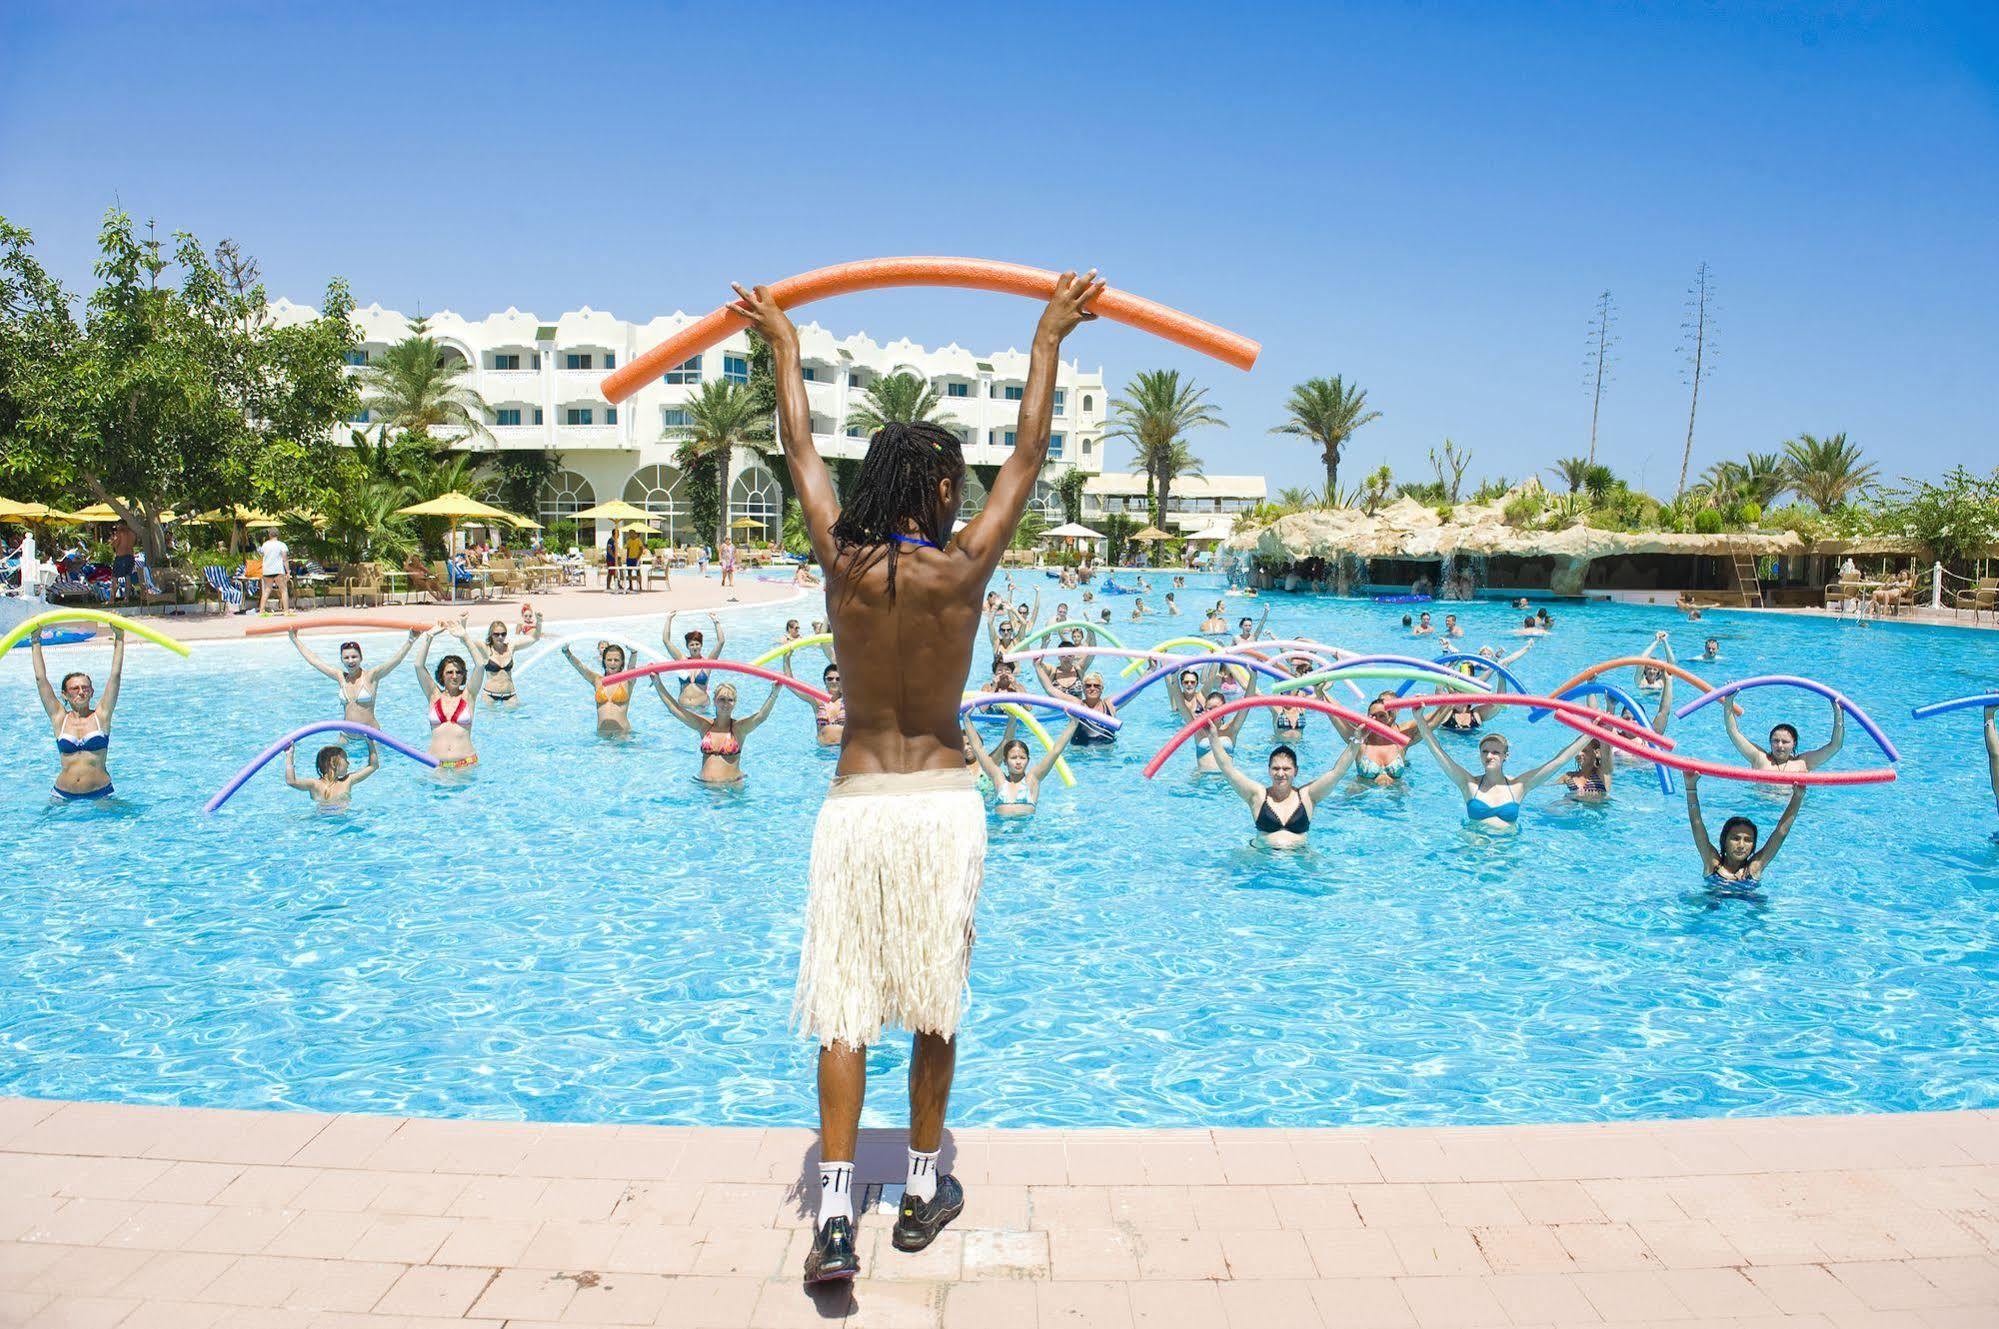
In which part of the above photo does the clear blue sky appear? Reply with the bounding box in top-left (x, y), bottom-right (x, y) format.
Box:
top-left (3, 2), bottom-right (1994, 495)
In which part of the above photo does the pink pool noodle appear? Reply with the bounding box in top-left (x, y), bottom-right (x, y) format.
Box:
top-left (599, 659), bottom-right (831, 706)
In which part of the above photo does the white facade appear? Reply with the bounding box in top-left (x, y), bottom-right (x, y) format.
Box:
top-left (270, 299), bottom-right (1108, 548)
top-left (1082, 471), bottom-right (1267, 534)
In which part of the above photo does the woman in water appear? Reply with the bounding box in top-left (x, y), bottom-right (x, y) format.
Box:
top-left (1686, 771), bottom-right (1805, 888)
top-left (1349, 696), bottom-right (1412, 787)
top-left (1270, 658), bottom-right (1321, 741)
top-left (661, 611), bottom-right (726, 710)
top-left (468, 614), bottom-right (541, 705)
top-left (32, 627), bottom-right (124, 801)
top-left (1200, 603), bottom-right (1228, 634)
top-left (1724, 699), bottom-right (1845, 774)
top-left (288, 628), bottom-right (418, 731)
top-left (653, 678), bottom-right (781, 784)
top-left (965, 717), bottom-right (1079, 818)
top-left (414, 623), bottom-right (481, 771)
top-left (284, 738), bottom-right (378, 807)
top-left (1985, 706), bottom-right (1999, 828)
top-left (784, 655), bottom-right (845, 747)
top-left (1070, 672), bottom-right (1118, 746)
top-left (1414, 711), bottom-right (1591, 831)
top-left (1211, 740), bottom-right (1358, 848)
top-left (1185, 686), bottom-right (1255, 775)
top-left (1031, 644), bottom-right (1089, 700)
top-left (558, 641), bottom-right (637, 737)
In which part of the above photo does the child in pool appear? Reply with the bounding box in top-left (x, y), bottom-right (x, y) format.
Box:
top-left (285, 739), bottom-right (379, 806)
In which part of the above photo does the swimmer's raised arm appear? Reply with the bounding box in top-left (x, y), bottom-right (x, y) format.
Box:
top-left (730, 282), bottom-right (839, 569)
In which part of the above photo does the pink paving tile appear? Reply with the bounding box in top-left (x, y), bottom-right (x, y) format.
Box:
top-left (1874, 1211), bottom-right (1990, 1259)
top-left (119, 1301), bottom-right (230, 1329)
top-left (1743, 1263), bottom-right (1873, 1316)
top-left (1659, 1267), bottom-right (1781, 1319)
top-left (940, 1278), bottom-right (1035, 1329)
top-left (1060, 1140), bottom-right (1149, 1187)
top-left (1035, 1279), bottom-right (1134, 1328)
top-left (211, 1166), bottom-right (320, 1210)
top-left (366, 1173), bottom-right (472, 1216)
top-left (1383, 1227), bottom-right (1487, 1278)
top-left (1484, 1271), bottom-right (1601, 1323)
top-left (9, 1102), bottom-right (177, 1158)
top-left (689, 1184), bottom-right (788, 1229)
top-left (1828, 1260), bottom-right (1960, 1311)
top-left (1570, 1269), bottom-right (1694, 1322)
top-left (143, 1109), bottom-right (333, 1166)
top-left (1128, 1278), bottom-right (1227, 1329)
top-left (1133, 1230), bottom-right (1229, 1281)
top-left (1221, 1229), bottom-right (1318, 1280)
top-left (602, 1224), bottom-right (704, 1276)
top-left (1308, 1275), bottom-right (1417, 1328)
top-left (468, 1267), bottom-right (580, 1320)
top-left (429, 1216), bottom-right (542, 1267)
top-left (0, 1097), bottom-right (63, 1148)
top-left (1367, 1136), bottom-right (1458, 1184)
top-left (1107, 1187), bottom-right (1197, 1233)
top-left (1905, 1255), bottom-right (1999, 1303)
top-left (649, 1273), bottom-right (761, 1327)
top-left (1799, 1213), bottom-right (1914, 1262)
top-left (0, 1197), bottom-right (64, 1243)
top-left (1393, 1273), bottom-right (1512, 1328)
top-left (1190, 1185), bottom-right (1281, 1231)
top-left (344, 1213), bottom-right (455, 1263)
top-left (21, 1295), bottom-right (142, 1327)
top-left (1348, 1184), bottom-right (1445, 1229)
top-left (748, 1277), bottom-right (859, 1328)
top-left (857, 1227), bottom-right (964, 1283)
top-left (21, 1198), bottom-right (143, 1246)
top-left (444, 1175), bottom-right (552, 1220)
top-left (961, 1228), bottom-right (1051, 1280)
top-left (1627, 1218), bottom-right (1744, 1269)
top-left (1046, 1228), bottom-right (1140, 1281)
top-left (1139, 1140), bottom-right (1228, 1187)
top-left (558, 1270), bottom-right (676, 1324)
top-left (986, 1138), bottom-right (1070, 1187)
top-left (1580, 1179), bottom-right (1687, 1223)
top-left (1433, 1134), bottom-right (1537, 1184)
top-left (607, 1181), bottom-right (702, 1225)
top-left (1712, 1214), bottom-right (1832, 1266)
top-left (1424, 1182), bottom-right (1527, 1229)
top-left (956, 1183), bottom-right (1028, 1232)
top-left (281, 1113), bottom-right (404, 1169)
top-left (1551, 1223), bottom-right (1659, 1271)
top-left (1216, 1140), bottom-right (1306, 1185)
top-left (1506, 1181), bottom-right (1607, 1226)
top-left (1291, 1140), bottom-right (1385, 1185)
top-left (54, 1156), bottom-right (174, 1201)
top-left (372, 1264), bottom-right (497, 1318)
top-left (102, 1201), bottom-right (225, 1251)
top-left (518, 1220), bottom-right (625, 1270)
top-left (1027, 1186), bottom-right (1111, 1230)
top-left (688, 1226), bottom-right (789, 1279)
top-left (1303, 1227), bottom-right (1404, 1279)
top-left (1217, 1278), bottom-right (1324, 1329)
top-left (1469, 1224), bottom-right (1576, 1274)
top-left (107, 1249), bottom-right (236, 1300)
top-left (537, 1178), bottom-right (633, 1222)
top-left (20, 1244), bottom-right (155, 1295)
top-left (284, 1171), bottom-right (389, 1214)
top-left (1271, 1185), bottom-right (1364, 1230)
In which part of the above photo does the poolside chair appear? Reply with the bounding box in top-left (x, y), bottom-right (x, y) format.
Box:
top-left (1954, 578), bottom-right (1998, 624)
top-left (133, 559), bottom-right (185, 611)
top-left (400, 556), bottom-right (444, 603)
top-left (330, 563), bottom-right (383, 608)
top-left (202, 564), bottom-right (244, 614)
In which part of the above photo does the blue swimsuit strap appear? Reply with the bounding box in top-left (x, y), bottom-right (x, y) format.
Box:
top-left (890, 533), bottom-right (940, 550)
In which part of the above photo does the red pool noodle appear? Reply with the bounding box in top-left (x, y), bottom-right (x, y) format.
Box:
top-left (1379, 694), bottom-right (1676, 747)
top-left (601, 257), bottom-right (1261, 403)
top-left (1548, 656), bottom-right (1742, 717)
top-left (1543, 711), bottom-right (1898, 788)
top-left (1142, 696), bottom-right (1407, 780)
top-left (599, 659), bottom-right (831, 706)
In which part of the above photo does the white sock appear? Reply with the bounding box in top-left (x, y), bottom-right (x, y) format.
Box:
top-left (906, 1148), bottom-right (939, 1203)
top-left (817, 1161), bottom-right (854, 1226)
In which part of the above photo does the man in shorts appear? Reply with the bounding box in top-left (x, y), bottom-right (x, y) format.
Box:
top-left (731, 269), bottom-right (1103, 1284)
top-left (108, 520), bottom-right (137, 600)
top-left (257, 530), bottom-right (291, 615)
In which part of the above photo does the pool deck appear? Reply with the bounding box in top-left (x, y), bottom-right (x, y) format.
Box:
top-left (2, 1099), bottom-right (1996, 1327)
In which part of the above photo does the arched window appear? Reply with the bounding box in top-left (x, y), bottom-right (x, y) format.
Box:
top-left (1030, 479), bottom-right (1064, 522)
top-left (539, 470), bottom-right (596, 546)
top-left (623, 465), bottom-right (692, 546)
top-left (1081, 394), bottom-right (1094, 413)
top-left (728, 463), bottom-right (782, 544)
top-left (959, 470), bottom-right (988, 520)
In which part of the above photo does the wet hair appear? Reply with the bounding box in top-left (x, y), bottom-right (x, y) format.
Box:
top-left (1719, 815), bottom-right (1758, 853)
top-left (1269, 743), bottom-right (1298, 769)
top-left (1401, 614), bottom-right (1413, 627)
top-left (1524, 615), bottom-right (1538, 627)
top-left (827, 420), bottom-right (965, 598)
top-left (1769, 723), bottom-right (1799, 745)
top-left (435, 653), bottom-right (467, 685)
top-left (59, 671), bottom-right (90, 693)
top-left (999, 738), bottom-right (1030, 761)
top-left (338, 640), bottom-right (362, 656)
top-left (315, 745), bottom-right (345, 777)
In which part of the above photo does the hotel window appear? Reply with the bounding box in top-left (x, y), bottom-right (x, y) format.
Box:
top-left (1003, 430), bottom-right (1018, 448)
top-left (946, 382), bottom-right (970, 398)
top-left (492, 353), bottom-right (521, 370)
top-left (1000, 385), bottom-right (1024, 401)
top-left (564, 352), bottom-right (593, 371)
top-left (1053, 389), bottom-right (1066, 413)
top-left (565, 407), bottom-right (594, 426)
top-left (344, 349), bottom-right (369, 366)
top-left (347, 408), bottom-right (370, 423)
top-left (533, 408), bottom-right (544, 425)
top-left (495, 408), bottom-right (522, 427)
top-left (605, 407), bottom-right (618, 425)
top-left (801, 366), bottom-right (819, 381)
top-left (662, 408), bottom-right (692, 430)
top-left (1082, 393), bottom-right (1093, 413)
top-left (662, 355), bottom-right (702, 385)
top-left (604, 352), bottom-right (616, 369)
top-left (846, 423), bottom-right (865, 438)
top-left (1049, 432), bottom-right (1065, 458)
top-left (723, 354), bottom-right (749, 383)
top-left (956, 428), bottom-right (974, 446)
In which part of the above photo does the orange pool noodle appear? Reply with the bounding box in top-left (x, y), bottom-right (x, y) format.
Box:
top-left (244, 614), bottom-right (436, 637)
top-left (601, 257), bottom-right (1259, 404)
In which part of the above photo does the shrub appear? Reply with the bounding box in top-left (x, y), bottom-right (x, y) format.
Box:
top-left (1503, 494), bottom-right (1543, 527)
top-left (1694, 508), bottom-right (1725, 535)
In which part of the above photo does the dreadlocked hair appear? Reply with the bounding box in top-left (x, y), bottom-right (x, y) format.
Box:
top-left (829, 420), bottom-right (965, 599)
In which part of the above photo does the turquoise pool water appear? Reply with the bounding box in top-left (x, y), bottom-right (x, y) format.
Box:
top-left (3, 577), bottom-right (1996, 1129)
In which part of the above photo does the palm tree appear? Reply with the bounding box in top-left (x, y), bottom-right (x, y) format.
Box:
top-left (1740, 451), bottom-right (1788, 508)
top-left (843, 372), bottom-right (954, 434)
top-left (666, 379), bottom-right (762, 549)
top-left (1551, 456), bottom-right (1591, 494)
top-left (1277, 485), bottom-right (1320, 510)
top-left (356, 331), bottom-right (492, 446)
top-left (1783, 432), bottom-right (1877, 511)
top-left (1270, 376), bottom-right (1381, 497)
top-left (1103, 370), bottom-right (1224, 526)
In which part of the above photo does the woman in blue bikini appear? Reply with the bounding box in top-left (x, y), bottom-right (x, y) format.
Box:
top-left (1413, 711), bottom-right (1590, 831)
top-left (661, 610), bottom-right (726, 710)
top-left (964, 716), bottom-right (1078, 818)
top-left (33, 626), bottom-right (125, 802)
top-left (1685, 771), bottom-right (1805, 889)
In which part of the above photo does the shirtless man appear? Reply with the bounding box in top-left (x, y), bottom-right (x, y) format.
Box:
top-left (733, 268), bottom-right (1104, 1284)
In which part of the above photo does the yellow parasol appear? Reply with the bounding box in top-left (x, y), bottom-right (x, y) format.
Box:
top-left (394, 492), bottom-right (534, 600)
top-left (570, 500), bottom-right (657, 523)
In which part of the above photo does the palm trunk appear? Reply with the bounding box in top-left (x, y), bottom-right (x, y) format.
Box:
top-left (1323, 444), bottom-right (1340, 501)
top-left (1158, 473), bottom-right (1173, 535)
top-left (714, 447), bottom-right (730, 552)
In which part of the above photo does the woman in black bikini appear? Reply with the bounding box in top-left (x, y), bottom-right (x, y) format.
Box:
top-left (469, 615), bottom-right (540, 705)
top-left (1686, 771), bottom-right (1805, 889)
top-left (1209, 741), bottom-right (1357, 848)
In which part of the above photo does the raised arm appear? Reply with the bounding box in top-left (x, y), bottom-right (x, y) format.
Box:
top-left (1519, 729), bottom-right (1594, 792)
top-left (1752, 786), bottom-right (1807, 874)
top-left (964, 725), bottom-right (1006, 786)
top-left (372, 629), bottom-right (419, 681)
top-left (706, 613), bottom-right (725, 660)
top-left (1301, 745), bottom-right (1360, 803)
top-left (283, 743), bottom-right (314, 792)
top-left (1498, 639), bottom-right (1534, 666)
top-left (1652, 672), bottom-right (1675, 733)
top-left (97, 629), bottom-right (126, 724)
top-left (728, 284), bottom-right (839, 568)
top-left (1206, 735), bottom-right (1266, 809)
top-left (1801, 702), bottom-right (1846, 769)
top-left (348, 739), bottom-right (382, 786)
top-left (290, 630), bottom-right (342, 681)
top-left (29, 635), bottom-right (61, 725)
top-left (1722, 704), bottom-right (1766, 766)
top-left (1413, 709), bottom-right (1473, 790)
top-left (736, 684), bottom-right (783, 736)
top-left (1029, 718), bottom-right (1080, 784)
top-left (413, 630), bottom-right (440, 700)
top-left (955, 271), bottom-right (1105, 572)
top-left (655, 685), bottom-right (710, 734)
top-left (661, 612), bottom-right (686, 661)
top-left (1984, 707), bottom-right (1998, 811)
top-left (560, 644), bottom-right (599, 684)
top-left (1254, 606), bottom-right (1271, 638)
top-left (1684, 771), bottom-right (1720, 873)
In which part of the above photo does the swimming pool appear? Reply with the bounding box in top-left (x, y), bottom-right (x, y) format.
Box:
top-left (3, 577), bottom-right (1996, 1129)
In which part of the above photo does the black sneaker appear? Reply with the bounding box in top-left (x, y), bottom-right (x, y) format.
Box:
top-left (802, 1215), bottom-right (859, 1284)
top-left (891, 1174), bottom-right (964, 1252)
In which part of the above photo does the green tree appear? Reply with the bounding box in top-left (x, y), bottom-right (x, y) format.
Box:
top-left (1011, 506), bottom-right (1050, 551)
top-left (843, 371), bottom-right (953, 434)
top-left (1099, 513), bottom-right (1140, 566)
top-left (355, 321), bottom-right (491, 447)
top-left (0, 217), bottom-right (81, 503)
top-left (1783, 432), bottom-right (1878, 511)
top-left (664, 379), bottom-right (761, 550)
top-left (1874, 465), bottom-right (1999, 568)
top-left (1277, 484), bottom-right (1320, 509)
top-left (1551, 456), bottom-right (1591, 494)
top-left (1103, 369), bottom-right (1223, 527)
top-left (1270, 375), bottom-right (1379, 497)
top-left (492, 450), bottom-right (558, 523)
top-left (1053, 467), bottom-right (1089, 525)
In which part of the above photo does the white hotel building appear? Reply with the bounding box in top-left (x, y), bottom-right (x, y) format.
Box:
top-left (270, 299), bottom-right (1113, 547)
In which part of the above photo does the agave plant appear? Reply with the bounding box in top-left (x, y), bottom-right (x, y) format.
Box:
top-left (843, 372), bottom-right (954, 434)
top-left (1276, 484), bottom-right (1321, 510)
top-left (1783, 432), bottom-right (1877, 511)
